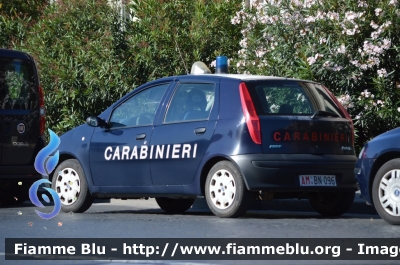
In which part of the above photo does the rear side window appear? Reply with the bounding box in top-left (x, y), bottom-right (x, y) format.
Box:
top-left (0, 58), bottom-right (37, 110)
top-left (245, 81), bottom-right (343, 117)
top-left (164, 83), bottom-right (215, 123)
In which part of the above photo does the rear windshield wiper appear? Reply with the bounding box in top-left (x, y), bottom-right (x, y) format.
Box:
top-left (311, 110), bottom-right (340, 119)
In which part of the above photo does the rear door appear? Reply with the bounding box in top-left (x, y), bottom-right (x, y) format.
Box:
top-left (0, 55), bottom-right (41, 166)
top-left (150, 81), bottom-right (218, 186)
top-left (245, 80), bottom-right (354, 155)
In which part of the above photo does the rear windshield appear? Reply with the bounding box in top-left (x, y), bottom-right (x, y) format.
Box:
top-left (0, 57), bottom-right (37, 110)
top-left (245, 81), bottom-right (343, 117)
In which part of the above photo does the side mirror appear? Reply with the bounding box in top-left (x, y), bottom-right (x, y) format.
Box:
top-left (86, 116), bottom-right (108, 128)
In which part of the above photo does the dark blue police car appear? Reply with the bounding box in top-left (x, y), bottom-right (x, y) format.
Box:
top-left (355, 129), bottom-right (400, 225)
top-left (51, 60), bottom-right (358, 218)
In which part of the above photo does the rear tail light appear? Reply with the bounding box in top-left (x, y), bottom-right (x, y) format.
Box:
top-left (322, 86), bottom-right (354, 146)
top-left (38, 86), bottom-right (46, 135)
top-left (239, 82), bottom-right (261, 144)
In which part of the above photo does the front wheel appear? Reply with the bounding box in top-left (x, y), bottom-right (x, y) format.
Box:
top-left (155, 197), bottom-right (195, 214)
top-left (372, 159), bottom-right (400, 225)
top-left (309, 191), bottom-right (355, 216)
top-left (205, 161), bottom-right (251, 218)
top-left (52, 159), bottom-right (93, 213)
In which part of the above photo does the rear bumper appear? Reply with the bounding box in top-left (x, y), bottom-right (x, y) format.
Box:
top-left (0, 165), bottom-right (42, 179)
top-left (230, 154), bottom-right (358, 192)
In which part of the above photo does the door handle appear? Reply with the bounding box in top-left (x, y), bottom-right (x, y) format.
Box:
top-left (136, 133), bottom-right (146, 140)
top-left (194, 127), bottom-right (206, 135)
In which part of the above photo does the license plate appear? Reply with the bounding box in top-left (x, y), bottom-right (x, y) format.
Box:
top-left (299, 175), bottom-right (337, 186)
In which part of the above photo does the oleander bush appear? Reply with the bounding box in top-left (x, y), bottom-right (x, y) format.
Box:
top-left (127, 0), bottom-right (242, 83)
top-left (18, 0), bottom-right (136, 134)
top-left (232, 0), bottom-right (400, 151)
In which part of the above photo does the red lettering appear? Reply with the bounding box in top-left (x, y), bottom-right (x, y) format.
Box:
top-left (294, 132), bottom-right (300, 141)
top-left (335, 133), bottom-right (339, 142)
top-left (303, 132), bottom-right (310, 141)
top-left (324, 133), bottom-right (329, 141)
top-left (274, 132), bottom-right (281, 141)
top-left (284, 132), bottom-right (291, 141)
top-left (312, 132), bottom-right (317, 141)
top-left (340, 133), bottom-right (344, 142)
top-left (306, 176), bottom-right (310, 185)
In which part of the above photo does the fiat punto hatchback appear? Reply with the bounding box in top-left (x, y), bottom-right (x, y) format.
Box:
top-left (51, 61), bottom-right (358, 218)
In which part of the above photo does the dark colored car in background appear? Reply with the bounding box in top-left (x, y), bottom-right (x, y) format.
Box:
top-left (50, 61), bottom-right (358, 218)
top-left (355, 128), bottom-right (400, 225)
top-left (0, 49), bottom-right (46, 205)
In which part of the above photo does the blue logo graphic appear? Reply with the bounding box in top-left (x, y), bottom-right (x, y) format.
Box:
top-left (29, 129), bottom-right (61, 220)
top-left (395, 189), bottom-right (400, 197)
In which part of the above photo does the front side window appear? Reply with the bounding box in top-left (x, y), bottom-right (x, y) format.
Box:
top-left (109, 83), bottom-right (169, 128)
top-left (164, 83), bottom-right (215, 123)
top-left (0, 58), bottom-right (37, 110)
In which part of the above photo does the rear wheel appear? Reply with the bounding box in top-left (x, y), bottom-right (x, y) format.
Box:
top-left (309, 191), bottom-right (355, 216)
top-left (52, 159), bottom-right (93, 213)
top-left (205, 161), bottom-right (251, 218)
top-left (155, 197), bottom-right (195, 213)
top-left (372, 159), bottom-right (400, 225)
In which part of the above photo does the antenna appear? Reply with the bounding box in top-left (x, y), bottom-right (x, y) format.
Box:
top-left (174, 37), bottom-right (189, 74)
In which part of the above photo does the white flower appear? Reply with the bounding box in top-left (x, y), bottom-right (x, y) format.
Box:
top-left (397, 107), bottom-right (400, 112)
top-left (377, 68), bottom-right (388, 78)
top-left (375, 8), bottom-right (383, 17)
top-left (371, 31), bottom-right (380, 39)
top-left (337, 44), bottom-right (346, 54)
top-left (322, 61), bottom-right (331, 68)
top-left (358, 0), bottom-right (368, 7)
top-left (370, 21), bottom-right (379, 29)
top-left (389, 0), bottom-right (398, 6)
top-left (307, 57), bottom-right (316, 65)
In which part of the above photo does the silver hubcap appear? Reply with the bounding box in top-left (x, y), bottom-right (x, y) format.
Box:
top-left (379, 170), bottom-right (400, 216)
top-left (209, 169), bottom-right (236, 209)
top-left (55, 168), bottom-right (81, 206)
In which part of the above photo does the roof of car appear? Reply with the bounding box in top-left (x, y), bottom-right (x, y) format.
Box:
top-left (171, 73), bottom-right (312, 83)
top-left (202, 74), bottom-right (301, 81)
top-left (0, 49), bottom-right (33, 60)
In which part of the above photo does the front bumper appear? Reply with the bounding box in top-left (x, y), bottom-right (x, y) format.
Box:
top-left (231, 154), bottom-right (358, 192)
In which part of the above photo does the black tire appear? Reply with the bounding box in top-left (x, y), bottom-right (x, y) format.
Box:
top-left (155, 197), bottom-right (195, 213)
top-left (51, 159), bottom-right (93, 213)
top-left (205, 161), bottom-right (251, 218)
top-left (372, 159), bottom-right (400, 225)
top-left (309, 191), bottom-right (355, 216)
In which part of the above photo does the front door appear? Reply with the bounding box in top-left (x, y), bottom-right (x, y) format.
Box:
top-left (89, 83), bottom-right (169, 187)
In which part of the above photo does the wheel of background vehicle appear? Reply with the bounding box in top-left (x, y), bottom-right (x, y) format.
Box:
top-left (205, 161), bottom-right (251, 218)
top-left (155, 197), bottom-right (195, 213)
top-left (372, 159), bottom-right (400, 225)
top-left (52, 159), bottom-right (94, 213)
top-left (309, 191), bottom-right (355, 216)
